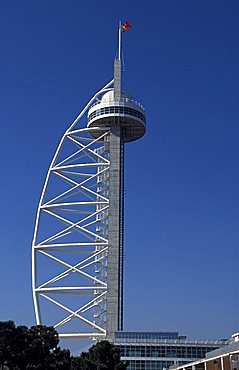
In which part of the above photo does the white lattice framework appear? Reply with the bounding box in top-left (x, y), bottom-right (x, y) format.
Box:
top-left (32, 80), bottom-right (114, 340)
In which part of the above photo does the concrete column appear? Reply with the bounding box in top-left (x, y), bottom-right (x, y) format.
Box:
top-left (220, 357), bottom-right (224, 370)
top-left (106, 123), bottom-right (122, 341)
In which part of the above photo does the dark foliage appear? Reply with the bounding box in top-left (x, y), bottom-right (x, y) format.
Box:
top-left (0, 321), bottom-right (127, 370)
top-left (0, 321), bottom-right (71, 370)
top-left (0, 321), bottom-right (16, 369)
top-left (71, 340), bottom-right (127, 370)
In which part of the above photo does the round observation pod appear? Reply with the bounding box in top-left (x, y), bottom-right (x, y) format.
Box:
top-left (87, 90), bottom-right (146, 143)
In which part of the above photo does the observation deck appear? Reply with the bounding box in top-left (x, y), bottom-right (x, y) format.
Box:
top-left (87, 90), bottom-right (146, 143)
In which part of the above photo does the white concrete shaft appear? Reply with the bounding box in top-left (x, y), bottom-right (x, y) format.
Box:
top-left (106, 123), bottom-right (123, 341)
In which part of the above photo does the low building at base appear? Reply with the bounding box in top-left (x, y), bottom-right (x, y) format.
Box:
top-left (114, 332), bottom-right (227, 370)
top-left (170, 334), bottom-right (239, 370)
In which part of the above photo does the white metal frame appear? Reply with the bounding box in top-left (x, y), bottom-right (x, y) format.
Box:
top-left (32, 80), bottom-right (114, 340)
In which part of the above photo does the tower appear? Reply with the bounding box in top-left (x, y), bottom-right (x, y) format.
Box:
top-left (32, 23), bottom-right (146, 342)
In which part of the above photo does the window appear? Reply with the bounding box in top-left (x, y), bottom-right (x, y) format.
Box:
top-left (88, 106), bottom-right (146, 123)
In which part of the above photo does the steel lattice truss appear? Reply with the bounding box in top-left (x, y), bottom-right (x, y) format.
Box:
top-left (32, 81), bottom-right (114, 340)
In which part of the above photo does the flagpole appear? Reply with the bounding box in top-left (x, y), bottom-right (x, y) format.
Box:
top-left (118, 20), bottom-right (121, 61)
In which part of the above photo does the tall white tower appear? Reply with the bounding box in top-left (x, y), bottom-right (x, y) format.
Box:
top-left (32, 23), bottom-right (146, 341)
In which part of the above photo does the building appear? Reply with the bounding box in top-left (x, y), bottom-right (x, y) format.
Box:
top-left (114, 331), bottom-right (227, 370)
top-left (170, 334), bottom-right (239, 370)
top-left (31, 24), bottom-right (230, 368)
top-left (31, 22), bottom-right (146, 341)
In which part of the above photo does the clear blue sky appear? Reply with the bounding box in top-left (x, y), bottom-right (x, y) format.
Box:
top-left (0, 0), bottom-right (238, 350)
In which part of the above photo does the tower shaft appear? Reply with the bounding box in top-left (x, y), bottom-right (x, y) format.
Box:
top-left (114, 58), bottom-right (121, 100)
top-left (106, 55), bottom-right (124, 340)
top-left (106, 124), bottom-right (124, 341)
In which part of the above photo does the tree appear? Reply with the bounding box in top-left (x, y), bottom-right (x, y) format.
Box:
top-left (71, 340), bottom-right (127, 370)
top-left (0, 320), bottom-right (16, 370)
top-left (0, 321), bottom-right (127, 369)
top-left (0, 321), bottom-right (71, 370)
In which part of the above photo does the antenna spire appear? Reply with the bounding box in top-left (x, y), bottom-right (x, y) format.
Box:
top-left (114, 21), bottom-right (131, 100)
top-left (118, 20), bottom-right (132, 61)
top-left (114, 21), bottom-right (122, 100)
top-left (118, 20), bottom-right (122, 61)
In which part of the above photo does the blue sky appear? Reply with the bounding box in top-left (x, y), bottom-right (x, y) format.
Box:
top-left (0, 0), bottom-right (238, 350)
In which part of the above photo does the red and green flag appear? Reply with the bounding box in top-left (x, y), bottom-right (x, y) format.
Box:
top-left (121, 21), bottom-right (131, 33)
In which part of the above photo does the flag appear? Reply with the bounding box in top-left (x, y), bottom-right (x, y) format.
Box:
top-left (121, 21), bottom-right (131, 33)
